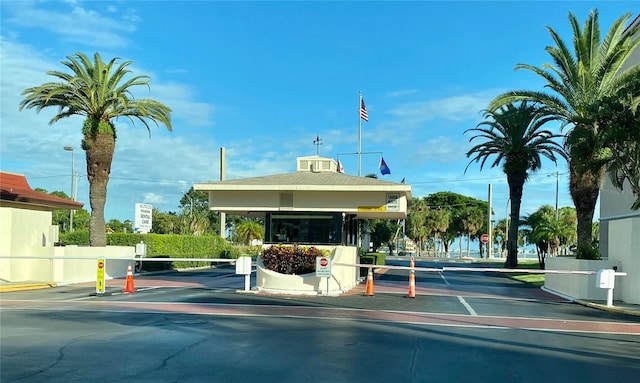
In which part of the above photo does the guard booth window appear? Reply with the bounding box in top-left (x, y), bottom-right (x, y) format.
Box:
top-left (266, 212), bottom-right (343, 245)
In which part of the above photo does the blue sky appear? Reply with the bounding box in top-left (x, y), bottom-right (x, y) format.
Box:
top-left (1, 1), bottom-right (637, 223)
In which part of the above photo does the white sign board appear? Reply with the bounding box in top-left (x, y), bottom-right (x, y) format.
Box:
top-left (235, 256), bottom-right (252, 275)
top-left (386, 193), bottom-right (400, 212)
top-left (316, 256), bottom-right (331, 277)
top-left (134, 203), bottom-right (153, 233)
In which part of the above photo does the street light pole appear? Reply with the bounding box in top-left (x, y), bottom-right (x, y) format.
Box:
top-left (554, 171), bottom-right (559, 221)
top-left (63, 146), bottom-right (75, 232)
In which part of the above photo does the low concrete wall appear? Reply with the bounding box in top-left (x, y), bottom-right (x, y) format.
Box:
top-left (545, 258), bottom-right (622, 301)
top-left (1, 246), bottom-right (135, 284)
top-left (256, 245), bottom-right (358, 295)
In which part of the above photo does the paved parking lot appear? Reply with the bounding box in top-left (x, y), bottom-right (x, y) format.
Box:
top-left (1, 261), bottom-right (639, 382)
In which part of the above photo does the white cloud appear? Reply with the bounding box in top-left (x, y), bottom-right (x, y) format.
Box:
top-left (2, 1), bottom-right (139, 48)
top-left (388, 91), bottom-right (499, 122)
top-left (142, 192), bottom-right (165, 205)
top-left (386, 89), bottom-right (419, 98)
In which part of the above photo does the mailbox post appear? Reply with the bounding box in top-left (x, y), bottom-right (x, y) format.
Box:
top-left (596, 268), bottom-right (627, 307)
top-left (235, 256), bottom-right (253, 291)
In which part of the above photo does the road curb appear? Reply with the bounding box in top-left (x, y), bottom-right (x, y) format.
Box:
top-left (574, 299), bottom-right (640, 317)
top-left (0, 283), bottom-right (57, 293)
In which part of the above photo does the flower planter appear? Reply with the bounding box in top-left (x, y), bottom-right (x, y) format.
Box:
top-left (256, 245), bottom-right (358, 295)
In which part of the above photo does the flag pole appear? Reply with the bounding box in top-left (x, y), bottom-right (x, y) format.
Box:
top-left (358, 91), bottom-right (362, 176)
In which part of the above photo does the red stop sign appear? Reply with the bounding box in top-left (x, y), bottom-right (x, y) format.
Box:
top-left (480, 234), bottom-right (489, 244)
top-left (319, 257), bottom-right (328, 267)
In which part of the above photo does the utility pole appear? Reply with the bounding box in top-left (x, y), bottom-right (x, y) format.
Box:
top-left (220, 147), bottom-right (226, 240)
top-left (63, 146), bottom-right (75, 232)
top-left (487, 184), bottom-right (493, 260)
top-left (555, 171), bottom-right (559, 221)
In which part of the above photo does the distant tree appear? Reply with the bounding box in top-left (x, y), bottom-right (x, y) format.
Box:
top-left (459, 206), bottom-right (485, 257)
top-left (422, 208), bottom-right (450, 257)
top-left (370, 220), bottom-right (394, 252)
top-left (35, 188), bottom-right (90, 232)
top-left (180, 188), bottom-right (219, 235)
top-left (235, 219), bottom-right (264, 245)
top-left (151, 209), bottom-right (181, 234)
top-left (522, 205), bottom-right (576, 268)
top-left (106, 219), bottom-right (124, 233)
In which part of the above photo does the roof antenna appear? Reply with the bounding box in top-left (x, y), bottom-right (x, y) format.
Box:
top-left (313, 134), bottom-right (323, 155)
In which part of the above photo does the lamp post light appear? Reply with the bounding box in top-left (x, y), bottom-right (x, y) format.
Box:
top-left (63, 146), bottom-right (75, 232)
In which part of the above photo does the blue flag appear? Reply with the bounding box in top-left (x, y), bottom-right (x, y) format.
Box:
top-left (379, 157), bottom-right (391, 175)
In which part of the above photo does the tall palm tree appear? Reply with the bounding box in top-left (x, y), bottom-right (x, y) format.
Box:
top-left (19, 52), bottom-right (172, 246)
top-left (489, 10), bottom-right (640, 256)
top-left (466, 101), bottom-right (566, 267)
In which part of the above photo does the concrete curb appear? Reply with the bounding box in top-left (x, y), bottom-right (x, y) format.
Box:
top-left (574, 299), bottom-right (640, 317)
top-left (0, 283), bottom-right (57, 293)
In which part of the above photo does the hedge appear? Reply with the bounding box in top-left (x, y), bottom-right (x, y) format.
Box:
top-left (58, 231), bottom-right (258, 270)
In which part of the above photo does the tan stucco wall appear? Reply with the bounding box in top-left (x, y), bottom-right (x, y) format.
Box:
top-left (208, 190), bottom-right (407, 218)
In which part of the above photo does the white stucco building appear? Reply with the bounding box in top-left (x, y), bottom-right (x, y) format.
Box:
top-left (0, 171), bottom-right (134, 284)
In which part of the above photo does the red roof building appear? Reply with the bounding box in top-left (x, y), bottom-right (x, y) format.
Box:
top-left (0, 171), bottom-right (84, 210)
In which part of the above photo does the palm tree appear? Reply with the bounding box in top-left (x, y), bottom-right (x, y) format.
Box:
top-left (522, 206), bottom-right (554, 268)
top-left (19, 52), bottom-right (172, 246)
top-left (489, 10), bottom-right (640, 256)
top-left (466, 101), bottom-right (565, 267)
top-left (235, 220), bottom-right (264, 245)
top-left (459, 206), bottom-right (484, 257)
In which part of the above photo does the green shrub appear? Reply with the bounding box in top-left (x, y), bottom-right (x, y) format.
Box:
top-left (261, 244), bottom-right (328, 275)
top-left (576, 244), bottom-right (601, 260)
top-left (359, 255), bottom-right (376, 277)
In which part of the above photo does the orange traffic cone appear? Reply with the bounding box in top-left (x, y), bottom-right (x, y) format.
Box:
top-left (408, 270), bottom-right (416, 298)
top-left (365, 267), bottom-right (374, 296)
top-left (122, 263), bottom-right (136, 293)
top-left (410, 256), bottom-right (415, 269)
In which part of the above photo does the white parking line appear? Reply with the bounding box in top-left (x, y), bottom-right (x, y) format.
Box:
top-left (458, 296), bottom-right (478, 316)
top-left (65, 286), bottom-right (163, 301)
top-left (440, 274), bottom-right (450, 285)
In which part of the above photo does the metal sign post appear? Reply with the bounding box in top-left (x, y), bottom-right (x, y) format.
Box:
top-left (96, 259), bottom-right (105, 295)
top-left (316, 256), bottom-right (332, 295)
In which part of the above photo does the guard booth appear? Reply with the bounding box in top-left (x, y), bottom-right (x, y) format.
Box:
top-left (194, 155), bottom-right (411, 294)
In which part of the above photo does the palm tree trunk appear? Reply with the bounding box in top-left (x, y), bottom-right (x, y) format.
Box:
top-left (506, 172), bottom-right (526, 268)
top-left (466, 232), bottom-right (471, 257)
top-left (569, 163), bottom-right (603, 252)
top-left (85, 131), bottom-right (115, 247)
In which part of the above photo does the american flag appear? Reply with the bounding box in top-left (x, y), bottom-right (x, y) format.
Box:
top-left (360, 98), bottom-right (368, 122)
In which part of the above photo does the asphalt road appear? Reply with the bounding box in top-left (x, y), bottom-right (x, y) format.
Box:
top-left (1, 261), bottom-right (639, 383)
